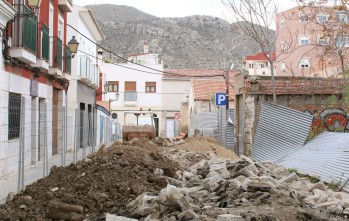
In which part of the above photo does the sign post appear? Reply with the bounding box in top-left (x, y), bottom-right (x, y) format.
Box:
top-left (215, 93), bottom-right (227, 106)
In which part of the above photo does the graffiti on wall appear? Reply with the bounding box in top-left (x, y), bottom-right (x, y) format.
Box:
top-left (304, 108), bottom-right (349, 139)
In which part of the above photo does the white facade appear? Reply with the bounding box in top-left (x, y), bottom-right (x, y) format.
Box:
top-left (99, 54), bottom-right (164, 136)
top-left (66, 5), bottom-right (103, 150)
top-left (162, 78), bottom-right (190, 137)
top-left (67, 5), bottom-right (103, 108)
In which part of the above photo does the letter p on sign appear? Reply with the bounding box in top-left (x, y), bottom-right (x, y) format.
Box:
top-left (215, 93), bottom-right (227, 106)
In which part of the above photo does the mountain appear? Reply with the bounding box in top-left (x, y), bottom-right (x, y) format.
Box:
top-left (85, 4), bottom-right (274, 69)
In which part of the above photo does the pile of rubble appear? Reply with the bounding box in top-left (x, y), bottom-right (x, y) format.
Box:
top-left (126, 152), bottom-right (349, 221)
top-left (0, 142), bottom-right (179, 220)
top-left (0, 138), bottom-right (348, 221)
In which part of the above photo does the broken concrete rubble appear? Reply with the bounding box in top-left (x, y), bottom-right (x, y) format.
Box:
top-left (123, 151), bottom-right (348, 220)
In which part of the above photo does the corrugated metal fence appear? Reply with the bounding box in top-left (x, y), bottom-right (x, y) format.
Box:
top-left (190, 107), bottom-right (234, 149)
top-left (252, 101), bottom-right (313, 162)
top-left (279, 132), bottom-right (349, 191)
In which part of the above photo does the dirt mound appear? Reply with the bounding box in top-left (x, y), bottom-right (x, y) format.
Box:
top-left (0, 143), bottom-right (180, 220)
top-left (173, 136), bottom-right (238, 160)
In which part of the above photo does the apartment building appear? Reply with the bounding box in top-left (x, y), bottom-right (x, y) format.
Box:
top-left (242, 52), bottom-right (276, 76)
top-left (66, 5), bottom-right (103, 150)
top-left (0, 0), bottom-right (73, 178)
top-left (98, 49), bottom-right (164, 137)
top-left (276, 6), bottom-right (347, 77)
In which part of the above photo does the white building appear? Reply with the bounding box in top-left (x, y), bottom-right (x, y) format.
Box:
top-left (242, 52), bottom-right (276, 76)
top-left (66, 5), bottom-right (104, 150)
top-left (99, 50), bottom-right (163, 137)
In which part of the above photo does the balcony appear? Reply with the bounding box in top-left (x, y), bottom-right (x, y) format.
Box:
top-left (31, 23), bottom-right (49, 70)
top-left (48, 37), bottom-right (63, 78)
top-left (9, 5), bottom-right (37, 64)
top-left (78, 55), bottom-right (99, 88)
top-left (65, 47), bottom-right (71, 74)
top-left (58, 0), bottom-right (73, 12)
top-left (124, 92), bottom-right (137, 106)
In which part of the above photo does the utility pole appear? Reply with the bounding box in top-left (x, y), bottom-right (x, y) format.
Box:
top-left (225, 70), bottom-right (229, 110)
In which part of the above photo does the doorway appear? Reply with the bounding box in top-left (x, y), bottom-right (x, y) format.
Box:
top-left (166, 118), bottom-right (175, 138)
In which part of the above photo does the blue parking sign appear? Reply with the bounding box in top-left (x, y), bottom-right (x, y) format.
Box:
top-left (216, 93), bottom-right (227, 106)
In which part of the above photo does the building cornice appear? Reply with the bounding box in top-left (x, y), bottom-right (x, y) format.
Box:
top-left (79, 9), bottom-right (104, 42)
top-left (0, 1), bottom-right (17, 29)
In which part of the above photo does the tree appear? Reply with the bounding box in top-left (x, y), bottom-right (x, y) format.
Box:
top-left (222, 0), bottom-right (280, 103)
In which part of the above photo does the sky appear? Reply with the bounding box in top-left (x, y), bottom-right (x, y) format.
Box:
top-left (74, 0), bottom-right (299, 21)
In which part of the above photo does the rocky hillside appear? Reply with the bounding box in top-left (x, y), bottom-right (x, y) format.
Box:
top-left (86, 4), bottom-right (274, 69)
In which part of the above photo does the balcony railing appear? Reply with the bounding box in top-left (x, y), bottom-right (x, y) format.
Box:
top-left (65, 47), bottom-right (71, 74)
top-left (80, 55), bottom-right (90, 78)
top-left (41, 23), bottom-right (49, 61)
top-left (80, 55), bottom-right (99, 84)
top-left (12, 4), bottom-right (37, 53)
top-left (50, 37), bottom-right (63, 70)
top-left (125, 92), bottom-right (137, 101)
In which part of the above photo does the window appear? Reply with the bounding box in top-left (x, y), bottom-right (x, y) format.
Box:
top-left (300, 36), bottom-right (309, 45)
top-left (317, 36), bottom-right (329, 46)
top-left (316, 14), bottom-right (327, 23)
top-left (248, 62), bottom-right (254, 69)
top-left (337, 13), bottom-right (349, 23)
top-left (336, 36), bottom-right (349, 47)
top-left (281, 40), bottom-right (286, 51)
top-left (108, 81), bottom-right (119, 92)
top-left (281, 62), bottom-right (286, 71)
top-left (299, 58), bottom-right (310, 68)
top-left (8, 93), bottom-right (21, 140)
top-left (260, 64), bottom-right (265, 68)
top-left (299, 13), bottom-right (309, 22)
top-left (280, 18), bottom-right (285, 28)
top-left (145, 82), bottom-right (156, 93)
top-left (125, 81), bottom-right (137, 101)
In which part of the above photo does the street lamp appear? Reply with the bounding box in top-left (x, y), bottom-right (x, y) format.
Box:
top-left (68, 36), bottom-right (79, 58)
top-left (114, 92), bottom-right (120, 100)
top-left (103, 81), bottom-right (109, 92)
top-left (27, 0), bottom-right (42, 9)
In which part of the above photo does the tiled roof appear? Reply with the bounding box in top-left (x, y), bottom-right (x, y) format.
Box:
top-left (163, 69), bottom-right (233, 79)
top-left (245, 52), bottom-right (276, 61)
top-left (193, 78), bottom-right (235, 100)
top-left (96, 101), bottom-right (110, 112)
top-left (251, 79), bottom-right (348, 95)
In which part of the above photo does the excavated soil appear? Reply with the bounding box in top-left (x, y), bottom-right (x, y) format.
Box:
top-left (0, 138), bottom-right (347, 221)
top-left (0, 141), bottom-right (179, 220)
top-left (172, 136), bottom-right (238, 160)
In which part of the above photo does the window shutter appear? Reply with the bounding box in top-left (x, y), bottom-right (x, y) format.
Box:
top-left (125, 82), bottom-right (136, 91)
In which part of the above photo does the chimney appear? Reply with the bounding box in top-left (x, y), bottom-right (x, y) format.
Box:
top-left (143, 44), bottom-right (149, 54)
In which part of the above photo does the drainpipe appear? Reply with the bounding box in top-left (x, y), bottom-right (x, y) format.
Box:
top-left (63, 82), bottom-right (69, 166)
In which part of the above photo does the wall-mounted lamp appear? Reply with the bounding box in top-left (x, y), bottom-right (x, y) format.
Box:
top-left (9, 0), bottom-right (42, 22)
top-left (28, 0), bottom-right (42, 9)
top-left (109, 92), bottom-right (120, 102)
top-left (103, 81), bottom-right (109, 92)
top-left (68, 36), bottom-right (79, 58)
